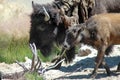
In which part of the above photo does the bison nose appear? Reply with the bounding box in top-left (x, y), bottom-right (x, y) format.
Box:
top-left (63, 42), bottom-right (70, 49)
top-left (63, 45), bottom-right (68, 48)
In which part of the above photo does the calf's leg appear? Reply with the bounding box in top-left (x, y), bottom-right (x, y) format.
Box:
top-left (91, 45), bottom-right (107, 78)
top-left (117, 62), bottom-right (120, 72)
top-left (91, 51), bottom-right (104, 78)
top-left (101, 59), bottom-right (111, 75)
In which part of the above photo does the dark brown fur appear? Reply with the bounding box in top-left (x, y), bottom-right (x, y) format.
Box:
top-left (30, 1), bottom-right (76, 63)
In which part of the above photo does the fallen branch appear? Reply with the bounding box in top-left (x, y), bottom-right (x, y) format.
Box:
top-left (29, 43), bottom-right (41, 71)
top-left (16, 43), bottom-right (66, 75)
top-left (16, 43), bottom-right (42, 75)
top-left (39, 58), bottom-right (65, 74)
top-left (51, 48), bottom-right (66, 63)
top-left (15, 60), bottom-right (28, 72)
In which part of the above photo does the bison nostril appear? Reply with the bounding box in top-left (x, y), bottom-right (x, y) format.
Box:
top-left (63, 41), bottom-right (70, 49)
top-left (64, 45), bottom-right (67, 48)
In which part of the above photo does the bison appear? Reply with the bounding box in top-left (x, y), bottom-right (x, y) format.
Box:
top-left (29, 1), bottom-right (76, 65)
top-left (30, 2), bottom-right (62, 56)
top-left (29, 0), bottom-right (120, 69)
top-left (68, 0), bottom-right (120, 22)
top-left (63, 13), bottom-right (120, 78)
top-left (91, 0), bottom-right (120, 15)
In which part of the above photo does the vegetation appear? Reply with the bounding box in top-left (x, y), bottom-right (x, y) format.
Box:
top-left (0, 36), bottom-right (60, 63)
top-left (0, 37), bottom-right (60, 79)
top-left (0, 37), bottom-right (29, 63)
top-left (25, 72), bottom-right (44, 80)
top-left (0, 0), bottom-right (60, 79)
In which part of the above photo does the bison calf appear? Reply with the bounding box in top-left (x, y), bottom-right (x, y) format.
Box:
top-left (63, 13), bottom-right (120, 78)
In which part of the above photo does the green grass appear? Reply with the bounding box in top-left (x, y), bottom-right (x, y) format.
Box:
top-left (0, 36), bottom-right (60, 79)
top-left (0, 36), bottom-right (60, 63)
top-left (25, 72), bottom-right (44, 80)
top-left (0, 37), bottom-right (31, 63)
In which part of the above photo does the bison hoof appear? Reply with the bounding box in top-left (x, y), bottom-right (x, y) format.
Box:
top-left (90, 74), bottom-right (97, 79)
top-left (117, 62), bottom-right (120, 71)
top-left (90, 71), bottom-right (97, 79)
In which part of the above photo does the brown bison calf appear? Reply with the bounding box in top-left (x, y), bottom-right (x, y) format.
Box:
top-left (63, 13), bottom-right (120, 78)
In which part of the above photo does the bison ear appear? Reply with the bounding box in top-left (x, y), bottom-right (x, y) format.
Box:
top-left (32, 1), bottom-right (38, 12)
top-left (32, 1), bottom-right (35, 9)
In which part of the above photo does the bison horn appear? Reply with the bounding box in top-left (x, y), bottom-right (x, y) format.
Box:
top-left (42, 6), bottom-right (50, 21)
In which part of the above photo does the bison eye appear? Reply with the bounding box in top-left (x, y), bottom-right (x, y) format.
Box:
top-left (72, 29), bottom-right (76, 33)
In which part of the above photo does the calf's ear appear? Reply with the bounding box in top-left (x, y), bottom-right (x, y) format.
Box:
top-left (78, 23), bottom-right (86, 32)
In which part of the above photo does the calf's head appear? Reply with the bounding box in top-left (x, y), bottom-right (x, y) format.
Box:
top-left (63, 23), bottom-right (90, 49)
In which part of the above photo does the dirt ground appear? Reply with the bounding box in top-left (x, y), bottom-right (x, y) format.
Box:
top-left (0, 45), bottom-right (120, 80)
top-left (43, 45), bottom-right (120, 80)
top-left (0, 0), bottom-right (120, 80)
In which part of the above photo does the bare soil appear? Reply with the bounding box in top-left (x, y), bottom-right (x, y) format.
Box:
top-left (0, 0), bottom-right (120, 80)
top-left (43, 45), bottom-right (120, 80)
top-left (0, 45), bottom-right (120, 80)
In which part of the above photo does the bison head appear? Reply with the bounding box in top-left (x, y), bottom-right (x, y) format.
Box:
top-left (63, 23), bottom-right (87, 49)
top-left (29, 1), bottom-right (63, 56)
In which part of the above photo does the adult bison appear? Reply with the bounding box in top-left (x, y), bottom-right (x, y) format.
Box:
top-left (30, 1), bottom-right (63, 56)
top-left (63, 13), bottom-right (120, 78)
top-left (91, 0), bottom-right (120, 15)
top-left (68, 0), bottom-right (120, 22)
top-left (29, 1), bottom-right (76, 65)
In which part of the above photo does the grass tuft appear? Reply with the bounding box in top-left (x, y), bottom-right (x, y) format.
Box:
top-left (25, 72), bottom-right (44, 80)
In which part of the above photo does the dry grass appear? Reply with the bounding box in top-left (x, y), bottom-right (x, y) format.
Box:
top-left (0, 0), bottom-right (31, 40)
top-left (0, 0), bottom-right (31, 63)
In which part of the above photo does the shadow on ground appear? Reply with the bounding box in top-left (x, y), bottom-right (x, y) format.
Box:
top-left (55, 56), bottom-right (120, 79)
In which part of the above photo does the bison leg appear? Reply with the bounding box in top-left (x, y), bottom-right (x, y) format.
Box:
top-left (117, 62), bottom-right (120, 72)
top-left (101, 59), bottom-right (111, 75)
top-left (91, 45), bottom-right (107, 78)
top-left (90, 53), bottom-right (104, 78)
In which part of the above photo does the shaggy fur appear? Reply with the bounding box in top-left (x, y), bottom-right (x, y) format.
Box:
top-left (29, 1), bottom-right (75, 63)
top-left (30, 2), bottom-right (63, 56)
top-left (92, 0), bottom-right (120, 15)
top-left (63, 13), bottom-right (120, 77)
top-left (73, 0), bottom-right (120, 22)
